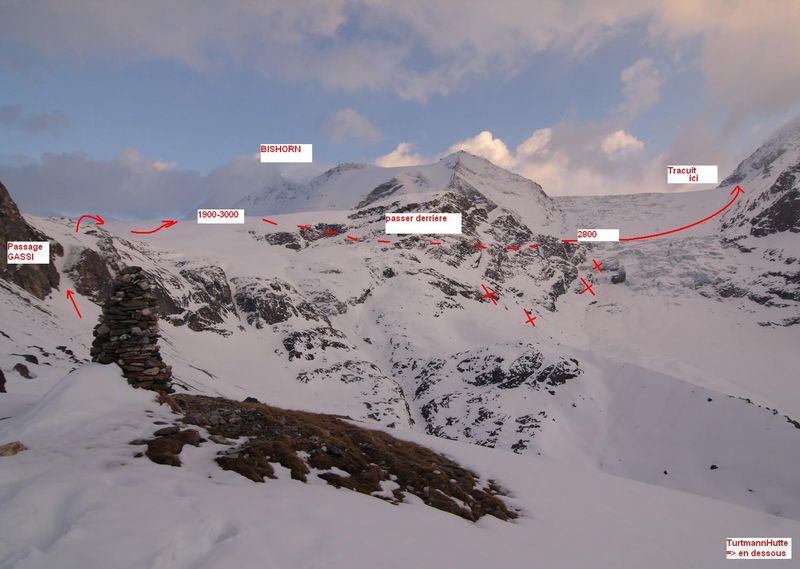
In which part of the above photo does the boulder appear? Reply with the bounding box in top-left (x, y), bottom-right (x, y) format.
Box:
top-left (0, 441), bottom-right (27, 457)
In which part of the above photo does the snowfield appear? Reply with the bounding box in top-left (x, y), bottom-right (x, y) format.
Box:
top-left (1, 365), bottom-right (798, 569)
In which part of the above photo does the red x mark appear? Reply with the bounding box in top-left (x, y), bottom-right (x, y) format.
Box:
top-left (481, 284), bottom-right (498, 305)
top-left (592, 258), bottom-right (603, 272)
top-left (579, 277), bottom-right (596, 297)
top-left (523, 308), bottom-right (537, 327)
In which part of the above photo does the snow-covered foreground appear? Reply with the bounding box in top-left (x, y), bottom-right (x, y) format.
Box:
top-left (0, 366), bottom-right (797, 569)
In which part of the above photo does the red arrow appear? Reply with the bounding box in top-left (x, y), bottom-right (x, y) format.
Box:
top-left (559, 186), bottom-right (745, 243)
top-left (66, 289), bottom-right (82, 319)
top-left (130, 220), bottom-right (178, 235)
top-left (75, 214), bottom-right (105, 233)
top-left (261, 218), bottom-right (278, 225)
top-left (620, 186), bottom-right (745, 242)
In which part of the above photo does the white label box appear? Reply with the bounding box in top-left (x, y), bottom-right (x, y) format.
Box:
top-left (6, 241), bottom-right (50, 264)
top-left (385, 213), bottom-right (462, 235)
top-left (260, 144), bottom-right (313, 163)
top-left (667, 165), bottom-right (718, 184)
top-left (197, 209), bottom-right (245, 224)
top-left (577, 229), bottom-right (619, 242)
top-left (726, 537), bottom-right (791, 560)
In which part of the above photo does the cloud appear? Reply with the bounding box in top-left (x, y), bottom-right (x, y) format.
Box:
top-left (515, 128), bottom-right (552, 160)
top-left (320, 108), bottom-right (382, 144)
top-left (601, 130), bottom-right (645, 158)
top-left (446, 131), bottom-right (515, 168)
top-left (0, 149), bottom-right (324, 218)
top-left (375, 122), bottom-right (658, 196)
top-left (3, 1), bottom-right (798, 118)
top-left (617, 58), bottom-right (662, 119)
top-left (375, 143), bottom-right (427, 167)
top-left (0, 104), bottom-right (68, 134)
top-left (513, 122), bottom-right (659, 195)
top-left (0, 149), bottom-right (201, 218)
top-left (0, 1), bottom-right (653, 102)
top-left (649, 0), bottom-right (800, 125)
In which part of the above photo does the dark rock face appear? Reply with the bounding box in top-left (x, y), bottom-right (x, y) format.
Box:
top-left (90, 266), bottom-right (172, 391)
top-left (750, 165), bottom-right (800, 237)
top-left (176, 265), bottom-right (237, 335)
top-left (66, 247), bottom-right (113, 303)
top-left (12, 363), bottom-right (33, 379)
top-left (0, 369), bottom-right (5, 393)
top-left (355, 179), bottom-right (404, 209)
top-left (251, 230), bottom-right (302, 250)
top-left (232, 277), bottom-right (319, 328)
top-left (282, 327), bottom-right (350, 361)
top-left (0, 180), bottom-right (63, 299)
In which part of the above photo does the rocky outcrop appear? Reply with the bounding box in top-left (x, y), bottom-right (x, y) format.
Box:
top-left (66, 247), bottom-right (113, 303)
top-left (397, 345), bottom-right (582, 451)
top-left (720, 117), bottom-right (800, 238)
top-left (0, 180), bottom-right (63, 299)
top-left (175, 393), bottom-right (517, 522)
top-left (282, 327), bottom-right (350, 361)
top-left (90, 266), bottom-right (172, 391)
top-left (0, 441), bottom-right (27, 457)
top-left (232, 277), bottom-right (319, 328)
top-left (175, 264), bottom-right (237, 335)
top-left (750, 163), bottom-right (800, 237)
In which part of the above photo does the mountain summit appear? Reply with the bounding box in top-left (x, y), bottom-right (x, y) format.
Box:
top-left (233, 151), bottom-right (565, 235)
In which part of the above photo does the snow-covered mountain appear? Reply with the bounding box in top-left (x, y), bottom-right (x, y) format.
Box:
top-left (720, 116), bottom-right (800, 238)
top-left (2, 128), bottom-right (800, 567)
top-left (234, 151), bottom-right (565, 234)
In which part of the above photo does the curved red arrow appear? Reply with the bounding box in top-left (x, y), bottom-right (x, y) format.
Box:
top-left (561, 186), bottom-right (745, 243)
top-left (619, 185), bottom-right (744, 242)
top-left (66, 289), bottom-right (82, 319)
top-left (130, 220), bottom-right (178, 235)
top-left (75, 214), bottom-right (105, 233)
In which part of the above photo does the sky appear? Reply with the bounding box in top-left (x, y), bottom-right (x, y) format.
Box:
top-left (1, 0), bottom-right (799, 218)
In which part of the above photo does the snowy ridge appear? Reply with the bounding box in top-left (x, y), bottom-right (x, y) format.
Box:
top-left (720, 117), bottom-right (800, 238)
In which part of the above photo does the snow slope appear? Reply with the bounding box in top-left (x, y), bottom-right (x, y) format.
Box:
top-left (3, 200), bottom-right (798, 523)
top-left (1, 366), bottom-right (797, 569)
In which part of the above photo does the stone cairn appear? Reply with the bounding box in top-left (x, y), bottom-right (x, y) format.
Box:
top-left (90, 266), bottom-right (172, 391)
